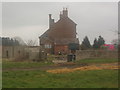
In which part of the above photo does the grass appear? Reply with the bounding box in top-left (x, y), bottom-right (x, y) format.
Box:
top-left (76, 58), bottom-right (118, 64)
top-left (2, 58), bottom-right (119, 88)
top-left (3, 58), bottom-right (118, 69)
top-left (2, 70), bottom-right (118, 88)
top-left (2, 59), bottom-right (53, 69)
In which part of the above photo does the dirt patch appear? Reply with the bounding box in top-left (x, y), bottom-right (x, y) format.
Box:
top-left (46, 62), bottom-right (120, 74)
top-left (3, 62), bottom-right (119, 72)
top-left (2, 62), bottom-right (88, 71)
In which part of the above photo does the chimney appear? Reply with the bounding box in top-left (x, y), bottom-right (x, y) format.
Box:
top-left (60, 11), bottom-right (63, 19)
top-left (49, 14), bottom-right (52, 28)
top-left (49, 14), bottom-right (54, 28)
top-left (63, 8), bottom-right (68, 17)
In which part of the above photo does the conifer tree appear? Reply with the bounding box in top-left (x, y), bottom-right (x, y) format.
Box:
top-left (93, 38), bottom-right (98, 49)
top-left (81, 36), bottom-right (91, 50)
top-left (93, 36), bottom-right (105, 49)
top-left (97, 36), bottom-right (105, 48)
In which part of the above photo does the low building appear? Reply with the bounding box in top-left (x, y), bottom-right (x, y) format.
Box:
top-left (2, 46), bottom-right (47, 61)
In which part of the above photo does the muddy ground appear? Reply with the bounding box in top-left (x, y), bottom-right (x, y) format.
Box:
top-left (2, 62), bottom-right (119, 72)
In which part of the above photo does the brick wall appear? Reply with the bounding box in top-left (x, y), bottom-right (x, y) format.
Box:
top-left (49, 18), bottom-right (76, 40)
top-left (54, 45), bottom-right (70, 54)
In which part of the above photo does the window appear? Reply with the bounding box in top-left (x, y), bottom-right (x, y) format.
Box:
top-left (45, 44), bottom-right (52, 48)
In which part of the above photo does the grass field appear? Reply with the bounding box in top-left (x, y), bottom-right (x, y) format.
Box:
top-left (2, 60), bottom-right (53, 69)
top-left (2, 58), bottom-right (119, 88)
top-left (2, 58), bottom-right (118, 69)
top-left (3, 70), bottom-right (118, 88)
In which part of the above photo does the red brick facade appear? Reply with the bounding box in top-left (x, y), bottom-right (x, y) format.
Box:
top-left (54, 45), bottom-right (70, 55)
top-left (39, 8), bottom-right (79, 54)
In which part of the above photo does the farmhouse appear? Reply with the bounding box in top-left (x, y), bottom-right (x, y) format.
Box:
top-left (39, 8), bottom-right (79, 54)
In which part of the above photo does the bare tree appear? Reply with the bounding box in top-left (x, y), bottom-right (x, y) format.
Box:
top-left (13, 36), bottom-right (26, 46)
top-left (110, 30), bottom-right (120, 45)
top-left (111, 39), bottom-right (118, 45)
top-left (25, 39), bottom-right (37, 46)
top-left (109, 29), bottom-right (119, 34)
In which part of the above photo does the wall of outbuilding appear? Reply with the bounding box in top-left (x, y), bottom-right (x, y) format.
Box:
top-left (76, 50), bottom-right (118, 60)
top-left (2, 46), bottom-right (47, 61)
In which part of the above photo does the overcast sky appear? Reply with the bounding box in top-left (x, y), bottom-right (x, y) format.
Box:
top-left (2, 2), bottom-right (118, 45)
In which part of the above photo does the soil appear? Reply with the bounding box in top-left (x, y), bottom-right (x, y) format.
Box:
top-left (2, 62), bottom-right (119, 72)
top-left (2, 62), bottom-right (88, 71)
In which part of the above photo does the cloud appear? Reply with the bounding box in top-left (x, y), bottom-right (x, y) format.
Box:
top-left (2, 2), bottom-right (118, 45)
top-left (3, 25), bottom-right (48, 45)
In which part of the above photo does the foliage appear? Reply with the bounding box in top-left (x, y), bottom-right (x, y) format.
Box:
top-left (81, 36), bottom-right (91, 50)
top-left (13, 36), bottom-right (26, 45)
top-left (111, 39), bottom-right (118, 45)
top-left (25, 39), bottom-right (37, 46)
top-left (111, 39), bottom-right (119, 49)
top-left (93, 36), bottom-right (105, 49)
top-left (97, 36), bottom-right (105, 48)
top-left (1, 37), bottom-right (20, 46)
top-left (93, 38), bottom-right (98, 49)
top-left (68, 43), bottom-right (79, 50)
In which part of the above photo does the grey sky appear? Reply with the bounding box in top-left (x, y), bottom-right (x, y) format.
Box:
top-left (2, 2), bottom-right (118, 45)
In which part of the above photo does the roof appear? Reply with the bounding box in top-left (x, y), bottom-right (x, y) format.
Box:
top-left (55, 17), bottom-right (77, 26)
top-left (66, 17), bottom-right (77, 25)
top-left (39, 29), bottom-right (50, 39)
top-left (39, 16), bottom-right (76, 38)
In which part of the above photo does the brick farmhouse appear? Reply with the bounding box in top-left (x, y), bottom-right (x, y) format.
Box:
top-left (39, 8), bottom-right (79, 54)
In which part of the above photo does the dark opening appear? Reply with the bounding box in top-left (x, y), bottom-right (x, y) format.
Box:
top-left (6, 50), bottom-right (9, 58)
top-left (18, 50), bottom-right (20, 54)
